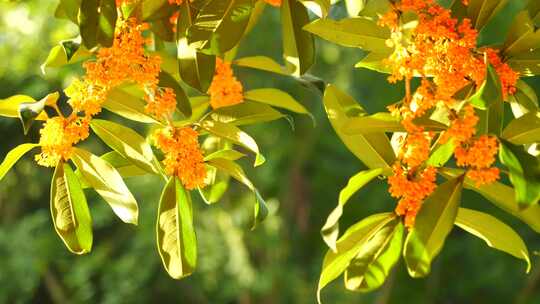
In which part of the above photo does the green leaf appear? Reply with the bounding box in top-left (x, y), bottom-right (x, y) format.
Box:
top-left (508, 49), bottom-right (540, 76)
top-left (50, 162), bottom-right (93, 255)
top-left (103, 86), bottom-right (159, 124)
top-left (204, 149), bottom-right (245, 161)
top-left (323, 84), bottom-right (395, 172)
top-left (298, 0), bottom-right (331, 18)
top-left (141, 0), bottom-right (175, 21)
top-left (96, 0), bottom-right (117, 47)
top-left (354, 51), bottom-right (393, 74)
top-left (344, 220), bottom-right (403, 292)
top-left (503, 10), bottom-right (540, 57)
top-left (469, 64), bottom-right (502, 109)
top-left (317, 213), bottom-right (395, 303)
top-left (101, 151), bottom-right (149, 178)
top-left (304, 17), bottom-right (391, 53)
top-left (206, 158), bottom-right (268, 228)
top-left (41, 38), bottom-right (91, 73)
top-left (455, 207), bottom-right (530, 273)
top-left (343, 112), bottom-right (448, 134)
top-left (509, 80), bottom-right (539, 118)
top-left (198, 165), bottom-right (230, 204)
top-left (503, 111), bottom-right (540, 145)
top-left (90, 119), bottom-right (159, 174)
top-left (78, 0), bottom-right (99, 49)
top-left (18, 92), bottom-right (58, 135)
top-left (404, 177), bottom-right (464, 278)
top-left (71, 147), bottom-right (139, 225)
top-left (439, 168), bottom-right (540, 233)
top-left (244, 88), bottom-right (310, 115)
top-left (177, 2), bottom-right (216, 92)
top-left (56, 0), bottom-right (81, 23)
top-left (188, 0), bottom-right (253, 55)
top-left (199, 119), bottom-right (265, 166)
top-left (281, 0), bottom-right (315, 76)
top-left (0, 144), bottom-right (39, 181)
top-left (426, 139), bottom-right (455, 167)
top-left (156, 177), bottom-right (197, 279)
top-left (467, 0), bottom-right (508, 30)
top-left (209, 101), bottom-right (286, 126)
top-left (499, 140), bottom-right (540, 207)
top-left (0, 95), bottom-right (37, 118)
top-left (233, 56), bottom-right (290, 75)
top-left (321, 168), bottom-right (383, 251)
top-left (158, 71), bottom-right (192, 118)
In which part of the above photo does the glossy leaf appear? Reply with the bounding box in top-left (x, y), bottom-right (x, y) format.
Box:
top-left (404, 177), bottom-right (464, 278)
top-left (71, 147), bottom-right (139, 225)
top-left (321, 168), bottom-right (383, 251)
top-left (503, 10), bottom-right (540, 57)
top-left (298, 0), bottom-right (331, 18)
top-left (96, 0), bottom-right (117, 47)
top-left (244, 88), bottom-right (310, 115)
top-left (304, 17), bottom-right (391, 53)
top-left (103, 86), bottom-right (159, 124)
top-left (90, 119), bottom-right (159, 174)
top-left (0, 144), bottom-right (39, 181)
top-left (18, 92), bottom-right (58, 135)
top-left (475, 65), bottom-right (504, 135)
top-left (281, 0), bottom-right (315, 76)
top-left (323, 85), bottom-right (395, 172)
top-left (50, 162), bottom-right (93, 255)
top-left (233, 56), bottom-right (290, 75)
top-left (508, 49), bottom-right (540, 76)
top-left (207, 158), bottom-right (268, 228)
top-left (469, 64), bottom-right (502, 109)
top-left (200, 119), bottom-right (265, 166)
top-left (209, 101), bottom-right (286, 126)
top-left (198, 165), bottom-right (230, 204)
top-left (55, 0), bottom-right (81, 23)
top-left (502, 111), bottom-right (540, 145)
top-left (158, 71), bottom-right (192, 118)
top-left (41, 38), bottom-right (91, 73)
top-left (177, 2), bottom-right (216, 92)
top-left (440, 168), bottom-right (540, 233)
top-left (317, 213), bottom-right (395, 303)
top-left (509, 80), bottom-right (539, 118)
top-left (157, 177), bottom-right (197, 279)
top-left (467, 0), bottom-right (508, 30)
top-left (455, 208), bottom-right (530, 272)
top-left (426, 139), bottom-right (455, 167)
top-left (344, 0), bottom-right (365, 16)
top-left (78, 0), bottom-right (99, 49)
top-left (499, 140), bottom-right (540, 207)
top-left (344, 220), bottom-right (403, 292)
top-left (343, 112), bottom-right (447, 134)
top-left (188, 0), bottom-right (253, 55)
top-left (0, 95), bottom-right (39, 118)
top-left (354, 51), bottom-right (393, 74)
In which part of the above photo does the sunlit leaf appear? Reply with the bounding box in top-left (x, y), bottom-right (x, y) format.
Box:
top-left (0, 144), bottom-right (39, 181)
top-left (244, 88), bottom-right (310, 115)
top-left (404, 177), bottom-right (464, 278)
top-left (18, 92), bottom-right (58, 135)
top-left (281, 0), bottom-right (315, 76)
top-left (321, 168), bottom-right (383, 251)
top-left (158, 71), bottom-right (192, 118)
top-left (317, 213), bottom-right (395, 303)
top-left (103, 86), bottom-right (159, 124)
top-left (509, 80), bottom-right (539, 118)
top-left (499, 140), bottom-right (540, 208)
top-left (50, 162), bottom-right (93, 255)
top-left (71, 147), bottom-right (139, 225)
top-left (200, 119), bottom-right (265, 166)
top-left (503, 111), bottom-right (540, 145)
top-left (323, 85), bottom-right (395, 172)
top-left (455, 207), bottom-right (530, 272)
top-left (234, 56), bottom-right (290, 75)
top-left (156, 177), bottom-right (197, 279)
top-left (467, 0), bottom-right (508, 30)
top-left (209, 101), bottom-right (286, 126)
top-left (344, 220), bottom-right (403, 292)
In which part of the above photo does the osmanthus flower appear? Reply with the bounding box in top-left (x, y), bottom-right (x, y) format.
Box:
top-left (378, 0), bottom-right (518, 227)
top-left (207, 57), bottom-right (244, 109)
top-left (154, 126), bottom-right (207, 190)
top-left (264, 0), bottom-right (282, 7)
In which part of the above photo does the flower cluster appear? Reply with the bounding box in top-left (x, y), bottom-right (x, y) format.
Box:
top-left (264, 0), bottom-right (282, 7)
top-left (208, 57), bottom-right (244, 109)
top-left (381, 0), bottom-right (517, 227)
top-left (155, 127), bottom-right (207, 190)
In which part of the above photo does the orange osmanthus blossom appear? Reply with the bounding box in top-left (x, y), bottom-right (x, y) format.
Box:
top-left (155, 127), bottom-right (207, 190)
top-left (208, 57), bottom-right (244, 109)
top-left (264, 0), bottom-right (282, 7)
top-left (380, 0), bottom-right (518, 227)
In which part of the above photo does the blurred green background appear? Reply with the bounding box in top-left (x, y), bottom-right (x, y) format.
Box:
top-left (1, 1), bottom-right (540, 303)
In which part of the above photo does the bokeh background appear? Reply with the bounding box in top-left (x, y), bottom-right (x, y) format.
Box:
top-left (1, 1), bottom-right (540, 303)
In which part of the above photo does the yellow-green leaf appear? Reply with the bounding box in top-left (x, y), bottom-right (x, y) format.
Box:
top-left (244, 88), bottom-right (310, 115)
top-left (233, 56), bottom-right (290, 75)
top-left (71, 147), bottom-right (139, 225)
top-left (455, 207), bottom-right (530, 273)
top-left (281, 0), bottom-right (315, 76)
top-left (0, 143), bottom-right (39, 181)
top-left (103, 86), bottom-right (159, 124)
top-left (156, 177), bottom-right (197, 279)
top-left (209, 101), bottom-right (286, 126)
top-left (502, 111), bottom-right (540, 145)
top-left (50, 162), bottom-right (93, 255)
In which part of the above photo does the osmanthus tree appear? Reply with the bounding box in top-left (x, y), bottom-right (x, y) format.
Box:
top-left (0, 0), bottom-right (539, 301)
top-left (305, 0), bottom-right (540, 301)
top-left (0, 0), bottom-right (321, 279)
